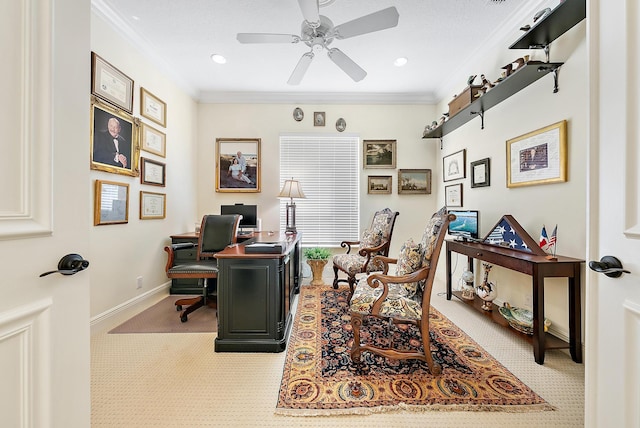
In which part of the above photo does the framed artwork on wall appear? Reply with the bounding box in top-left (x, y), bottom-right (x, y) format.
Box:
top-left (140, 157), bottom-right (166, 187)
top-left (314, 111), bottom-right (325, 126)
top-left (398, 169), bottom-right (432, 194)
top-left (215, 138), bottom-right (261, 193)
top-left (140, 87), bottom-right (167, 127)
top-left (90, 97), bottom-right (140, 177)
top-left (445, 183), bottom-right (463, 207)
top-left (367, 176), bottom-right (392, 194)
top-left (443, 149), bottom-right (466, 182)
top-left (140, 191), bottom-right (166, 220)
top-left (470, 157), bottom-right (491, 188)
top-left (506, 120), bottom-right (567, 188)
top-left (363, 140), bottom-right (396, 169)
top-left (140, 122), bottom-right (166, 157)
top-left (94, 180), bottom-right (129, 225)
top-left (90, 52), bottom-right (134, 114)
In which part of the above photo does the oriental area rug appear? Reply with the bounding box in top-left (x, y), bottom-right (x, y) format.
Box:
top-left (275, 285), bottom-right (554, 416)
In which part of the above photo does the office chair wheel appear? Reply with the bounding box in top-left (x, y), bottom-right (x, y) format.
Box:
top-left (176, 305), bottom-right (182, 311)
top-left (180, 313), bottom-right (188, 323)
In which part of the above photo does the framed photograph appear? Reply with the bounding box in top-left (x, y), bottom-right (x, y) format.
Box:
top-left (216, 138), bottom-right (261, 193)
top-left (367, 176), bottom-right (392, 194)
top-left (363, 140), bottom-right (396, 169)
top-left (507, 120), bottom-right (567, 188)
top-left (140, 157), bottom-right (166, 187)
top-left (293, 107), bottom-right (304, 121)
top-left (140, 122), bottom-right (166, 157)
top-left (90, 97), bottom-right (140, 176)
top-left (398, 169), bottom-right (432, 194)
top-left (90, 52), bottom-right (134, 113)
top-left (336, 117), bottom-right (346, 132)
top-left (443, 149), bottom-right (466, 182)
top-left (445, 183), bottom-right (463, 207)
top-left (140, 191), bottom-right (166, 220)
top-left (140, 87), bottom-right (167, 127)
top-left (314, 111), bottom-right (325, 126)
top-left (471, 157), bottom-right (491, 188)
top-left (94, 180), bottom-right (129, 225)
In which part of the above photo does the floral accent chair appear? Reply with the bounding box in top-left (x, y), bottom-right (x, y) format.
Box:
top-left (349, 207), bottom-right (455, 375)
top-left (332, 208), bottom-right (400, 298)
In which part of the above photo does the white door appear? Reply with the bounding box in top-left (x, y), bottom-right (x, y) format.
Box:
top-left (0, 1), bottom-right (91, 427)
top-left (586, 0), bottom-right (640, 426)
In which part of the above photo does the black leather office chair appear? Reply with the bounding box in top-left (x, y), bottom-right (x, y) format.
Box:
top-left (164, 214), bottom-right (241, 322)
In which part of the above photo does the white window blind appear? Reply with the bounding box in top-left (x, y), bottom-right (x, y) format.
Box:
top-left (280, 134), bottom-right (360, 246)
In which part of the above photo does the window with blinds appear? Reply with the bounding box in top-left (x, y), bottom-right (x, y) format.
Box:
top-left (279, 134), bottom-right (360, 246)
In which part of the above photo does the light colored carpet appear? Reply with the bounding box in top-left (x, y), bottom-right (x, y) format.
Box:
top-left (108, 295), bottom-right (217, 334)
top-left (91, 278), bottom-right (584, 427)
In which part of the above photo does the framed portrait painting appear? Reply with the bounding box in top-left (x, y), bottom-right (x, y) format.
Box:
top-left (216, 138), bottom-right (261, 193)
top-left (470, 157), bottom-right (491, 188)
top-left (363, 140), bottom-right (396, 169)
top-left (90, 97), bottom-right (140, 177)
top-left (91, 52), bottom-right (134, 113)
top-left (507, 120), bottom-right (567, 188)
top-left (94, 180), bottom-right (129, 225)
top-left (398, 169), bottom-right (432, 194)
top-left (367, 176), bottom-right (392, 194)
top-left (443, 149), bottom-right (466, 182)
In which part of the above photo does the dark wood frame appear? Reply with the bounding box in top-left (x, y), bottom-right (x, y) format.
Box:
top-left (443, 149), bottom-right (466, 182)
top-left (91, 52), bottom-right (134, 113)
top-left (140, 157), bottom-right (166, 187)
top-left (470, 157), bottom-right (491, 188)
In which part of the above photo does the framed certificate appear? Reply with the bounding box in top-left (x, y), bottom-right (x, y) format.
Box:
top-left (91, 52), bottom-right (134, 113)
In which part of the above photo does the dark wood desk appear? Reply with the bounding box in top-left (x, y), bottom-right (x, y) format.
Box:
top-left (214, 232), bottom-right (302, 352)
top-left (446, 240), bottom-right (584, 364)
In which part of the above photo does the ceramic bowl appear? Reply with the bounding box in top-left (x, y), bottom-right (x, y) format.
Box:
top-left (498, 303), bottom-right (551, 335)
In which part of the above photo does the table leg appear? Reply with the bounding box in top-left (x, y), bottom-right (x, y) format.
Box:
top-left (532, 268), bottom-right (546, 364)
top-left (568, 265), bottom-right (583, 363)
top-left (446, 248), bottom-right (452, 300)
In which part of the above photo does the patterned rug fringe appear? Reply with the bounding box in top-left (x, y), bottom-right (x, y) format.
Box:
top-left (275, 402), bottom-right (556, 417)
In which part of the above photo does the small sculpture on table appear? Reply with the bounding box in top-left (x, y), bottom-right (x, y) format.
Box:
top-left (475, 263), bottom-right (497, 311)
top-left (460, 270), bottom-right (475, 300)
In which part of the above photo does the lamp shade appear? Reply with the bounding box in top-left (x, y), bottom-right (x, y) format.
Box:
top-left (278, 179), bottom-right (306, 200)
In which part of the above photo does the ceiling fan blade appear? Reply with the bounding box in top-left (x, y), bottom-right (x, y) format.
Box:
top-left (327, 48), bottom-right (367, 82)
top-left (237, 33), bottom-right (300, 44)
top-left (333, 6), bottom-right (399, 39)
top-left (287, 52), bottom-right (315, 85)
top-left (297, 0), bottom-right (320, 25)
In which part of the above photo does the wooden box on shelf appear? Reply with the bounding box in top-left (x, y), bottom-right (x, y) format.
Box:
top-left (448, 85), bottom-right (483, 117)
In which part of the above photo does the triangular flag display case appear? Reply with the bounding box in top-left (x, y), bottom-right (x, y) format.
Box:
top-left (482, 215), bottom-right (547, 256)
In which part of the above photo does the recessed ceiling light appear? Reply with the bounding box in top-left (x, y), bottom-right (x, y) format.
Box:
top-left (210, 54), bottom-right (227, 64)
top-left (394, 57), bottom-right (408, 67)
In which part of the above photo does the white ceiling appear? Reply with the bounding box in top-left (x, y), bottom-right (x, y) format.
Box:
top-left (93, 0), bottom-right (543, 104)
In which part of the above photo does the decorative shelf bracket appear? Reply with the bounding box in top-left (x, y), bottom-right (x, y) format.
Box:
top-left (537, 63), bottom-right (561, 93)
top-left (470, 109), bottom-right (485, 130)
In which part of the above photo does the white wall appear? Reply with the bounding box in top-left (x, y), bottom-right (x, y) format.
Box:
top-left (432, 19), bottom-right (588, 339)
top-left (90, 13), bottom-right (199, 317)
top-left (196, 103), bottom-right (437, 256)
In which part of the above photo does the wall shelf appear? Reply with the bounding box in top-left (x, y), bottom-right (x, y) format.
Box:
top-left (423, 0), bottom-right (585, 139)
top-left (423, 61), bottom-right (562, 139)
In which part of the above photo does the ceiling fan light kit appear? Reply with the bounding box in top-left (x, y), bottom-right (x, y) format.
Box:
top-left (236, 0), bottom-right (399, 85)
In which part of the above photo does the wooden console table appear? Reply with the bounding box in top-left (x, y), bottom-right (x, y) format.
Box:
top-left (445, 240), bottom-right (584, 364)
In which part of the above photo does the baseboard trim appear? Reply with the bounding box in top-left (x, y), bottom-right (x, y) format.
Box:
top-left (90, 282), bottom-right (171, 334)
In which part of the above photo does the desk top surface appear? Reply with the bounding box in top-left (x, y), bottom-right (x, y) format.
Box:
top-left (215, 232), bottom-right (301, 259)
top-left (447, 239), bottom-right (584, 264)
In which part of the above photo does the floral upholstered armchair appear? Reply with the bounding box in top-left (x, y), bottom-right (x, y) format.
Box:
top-left (349, 207), bottom-right (455, 375)
top-left (332, 208), bottom-right (399, 297)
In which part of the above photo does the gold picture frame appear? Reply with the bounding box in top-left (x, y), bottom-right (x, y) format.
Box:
top-left (140, 122), bottom-right (166, 157)
top-left (398, 169), bottom-right (432, 194)
top-left (367, 176), bottom-right (392, 194)
top-left (215, 138), bottom-right (261, 193)
top-left (140, 87), bottom-right (167, 127)
top-left (94, 180), bottom-right (129, 225)
top-left (140, 191), bottom-right (166, 220)
top-left (507, 120), bottom-right (567, 188)
top-left (90, 97), bottom-right (140, 177)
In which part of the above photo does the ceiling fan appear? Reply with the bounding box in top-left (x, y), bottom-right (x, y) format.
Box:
top-left (236, 0), bottom-right (399, 85)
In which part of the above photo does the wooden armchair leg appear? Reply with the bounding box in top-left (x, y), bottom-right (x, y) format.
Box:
top-left (420, 321), bottom-right (442, 375)
top-left (350, 312), bottom-right (363, 363)
top-left (332, 265), bottom-right (340, 289)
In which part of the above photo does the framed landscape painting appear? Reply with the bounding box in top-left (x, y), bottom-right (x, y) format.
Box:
top-left (398, 169), bottom-right (431, 194)
top-left (216, 138), bottom-right (261, 193)
top-left (363, 140), bottom-right (396, 169)
top-left (367, 176), bottom-right (392, 194)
